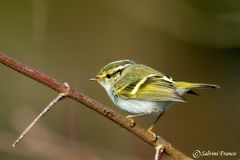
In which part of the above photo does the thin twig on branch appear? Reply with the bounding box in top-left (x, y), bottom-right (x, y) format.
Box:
top-left (155, 145), bottom-right (164, 160)
top-left (0, 53), bottom-right (192, 160)
top-left (12, 82), bottom-right (70, 147)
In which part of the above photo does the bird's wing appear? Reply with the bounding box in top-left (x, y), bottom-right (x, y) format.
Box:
top-left (115, 74), bottom-right (186, 102)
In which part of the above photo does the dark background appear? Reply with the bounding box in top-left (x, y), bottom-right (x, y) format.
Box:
top-left (0, 0), bottom-right (239, 159)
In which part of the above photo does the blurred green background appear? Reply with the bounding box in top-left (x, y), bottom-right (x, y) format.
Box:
top-left (0, 0), bottom-right (239, 160)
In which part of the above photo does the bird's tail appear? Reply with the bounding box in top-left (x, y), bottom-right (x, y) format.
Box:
top-left (174, 81), bottom-right (220, 90)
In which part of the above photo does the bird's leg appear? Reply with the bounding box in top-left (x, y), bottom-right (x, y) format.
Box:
top-left (126, 113), bottom-right (149, 126)
top-left (147, 112), bottom-right (164, 140)
top-left (126, 113), bottom-right (148, 119)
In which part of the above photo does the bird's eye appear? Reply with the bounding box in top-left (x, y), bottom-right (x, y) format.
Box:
top-left (106, 74), bottom-right (111, 79)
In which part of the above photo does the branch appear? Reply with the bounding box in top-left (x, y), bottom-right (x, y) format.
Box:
top-left (0, 53), bottom-right (192, 160)
top-left (12, 85), bottom-right (70, 147)
top-left (155, 145), bottom-right (164, 160)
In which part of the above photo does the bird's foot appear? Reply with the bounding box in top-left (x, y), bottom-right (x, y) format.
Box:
top-left (147, 127), bottom-right (158, 142)
top-left (125, 115), bottom-right (136, 127)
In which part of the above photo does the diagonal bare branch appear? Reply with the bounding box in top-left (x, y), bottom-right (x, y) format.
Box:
top-left (0, 53), bottom-right (192, 160)
top-left (12, 82), bottom-right (70, 147)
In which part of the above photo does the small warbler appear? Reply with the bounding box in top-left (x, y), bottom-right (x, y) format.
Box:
top-left (90, 60), bottom-right (219, 137)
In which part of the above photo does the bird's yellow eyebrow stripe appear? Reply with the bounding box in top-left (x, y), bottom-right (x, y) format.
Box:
top-left (130, 74), bottom-right (157, 95)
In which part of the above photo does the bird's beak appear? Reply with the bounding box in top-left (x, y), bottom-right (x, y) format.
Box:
top-left (89, 78), bottom-right (97, 81)
top-left (89, 76), bottom-right (99, 81)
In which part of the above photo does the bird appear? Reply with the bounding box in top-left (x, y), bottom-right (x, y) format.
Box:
top-left (90, 60), bottom-right (219, 137)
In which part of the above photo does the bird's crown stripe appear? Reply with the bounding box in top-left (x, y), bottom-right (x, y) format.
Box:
top-left (113, 64), bottom-right (131, 73)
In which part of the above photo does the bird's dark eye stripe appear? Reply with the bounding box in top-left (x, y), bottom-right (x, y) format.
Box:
top-left (114, 68), bottom-right (123, 75)
top-left (106, 69), bottom-right (124, 79)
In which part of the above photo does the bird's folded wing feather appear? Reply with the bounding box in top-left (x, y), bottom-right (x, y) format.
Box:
top-left (115, 75), bottom-right (186, 102)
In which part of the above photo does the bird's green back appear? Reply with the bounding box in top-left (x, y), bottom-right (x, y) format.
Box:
top-left (113, 64), bottom-right (186, 102)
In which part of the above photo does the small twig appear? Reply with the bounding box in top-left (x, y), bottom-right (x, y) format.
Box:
top-left (12, 82), bottom-right (70, 147)
top-left (155, 145), bottom-right (164, 160)
top-left (0, 53), bottom-right (192, 159)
